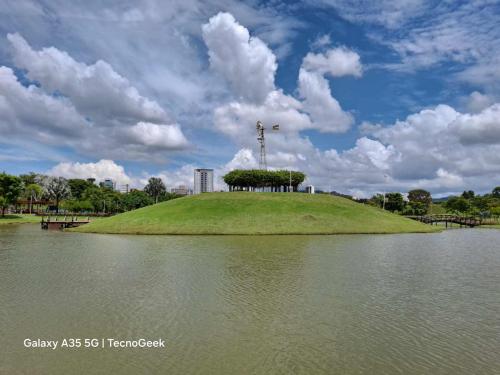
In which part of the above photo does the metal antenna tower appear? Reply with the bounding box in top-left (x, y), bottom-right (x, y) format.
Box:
top-left (256, 121), bottom-right (279, 170)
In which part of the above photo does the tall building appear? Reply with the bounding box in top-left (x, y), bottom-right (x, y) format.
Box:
top-left (194, 169), bottom-right (214, 194)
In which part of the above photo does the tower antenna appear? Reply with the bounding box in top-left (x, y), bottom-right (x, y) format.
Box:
top-left (256, 121), bottom-right (279, 170)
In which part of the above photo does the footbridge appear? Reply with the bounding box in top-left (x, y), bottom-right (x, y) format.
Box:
top-left (407, 214), bottom-right (482, 228)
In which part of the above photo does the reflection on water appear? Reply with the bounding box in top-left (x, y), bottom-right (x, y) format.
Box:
top-left (0, 225), bottom-right (499, 374)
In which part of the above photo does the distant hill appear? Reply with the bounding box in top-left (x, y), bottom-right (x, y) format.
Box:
top-left (72, 192), bottom-right (438, 235)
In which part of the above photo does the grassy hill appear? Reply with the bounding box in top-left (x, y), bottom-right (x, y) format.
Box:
top-left (71, 192), bottom-right (438, 235)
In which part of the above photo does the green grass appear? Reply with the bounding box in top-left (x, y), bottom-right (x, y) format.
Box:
top-left (480, 224), bottom-right (500, 229)
top-left (72, 192), bottom-right (439, 235)
top-left (0, 214), bottom-right (41, 224)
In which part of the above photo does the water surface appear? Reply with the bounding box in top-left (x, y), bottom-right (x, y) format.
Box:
top-left (1, 225), bottom-right (499, 374)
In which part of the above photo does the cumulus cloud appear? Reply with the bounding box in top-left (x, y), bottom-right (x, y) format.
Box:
top-left (202, 12), bottom-right (277, 104)
top-left (48, 159), bottom-right (133, 185)
top-left (205, 10), bottom-right (355, 161)
top-left (0, 66), bottom-right (87, 142)
top-left (465, 91), bottom-right (494, 114)
top-left (7, 33), bottom-right (168, 126)
top-left (2, 33), bottom-right (189, 160)
top-left (452, 104), bottom-right (500, 145)
top-left (297, 68), bottom-right (353, 133)
top-left (125, 122), bottom-right (189, 149)
top-left (302, 47), bottom-right (363, 77)
top-left (214, 90), bottom-right (311, 140)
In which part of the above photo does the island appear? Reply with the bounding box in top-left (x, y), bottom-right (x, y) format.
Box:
top-left (70, 192), bottom-right (439, 235)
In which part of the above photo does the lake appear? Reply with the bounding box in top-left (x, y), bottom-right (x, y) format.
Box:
top-left (1, 224), bottom-right (499, 374)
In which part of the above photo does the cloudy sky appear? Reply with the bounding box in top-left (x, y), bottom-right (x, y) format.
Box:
top-left (1, 0), bottom-right (500, 196)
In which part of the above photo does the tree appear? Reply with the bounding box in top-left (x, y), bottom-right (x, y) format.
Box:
top-left (444, 196), bottom-right (470, 213)
top-left (407, 189), bottom-right (432, 215)
top-left (122, 190), bottom-right (153, 211)
top-left (0, 173), bottom-right (23, 216)
top-left (462, 190), bottom-right (475, 199)
top-left (492, 187), bottom-right (500, 198)
top-left (144, 177), bottom-right (166, 203)
top-left (385, 192), bottom-right (405, 212)
top-left (19, 172), bottom-right (38, 186)
top-left (68, 179), bottom-right (93, 199)
top-left (62, 199), bottom-right (93, 213)
top-left (46, 177), bottom-right (71, 213)
top-left (223, 169), bottom-right (306, 192)
top-left (368, 194), bottom-right (385, 208)
top-left (25, 183), bottom-right (43, 214)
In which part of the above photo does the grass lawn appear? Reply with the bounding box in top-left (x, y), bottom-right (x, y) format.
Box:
top-left (0, 214), bottom-right (41, 224)
top-left (72, 192), bottom-right (439, 235)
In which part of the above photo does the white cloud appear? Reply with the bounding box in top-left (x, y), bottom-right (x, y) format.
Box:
top-left (2, 33), bottom-right (190, 161)
top-left (302, 47), bottom-right (363, 77)
top-left (7, 33), bottom-right (168, 126)
top-left (465, 91), bottom-right (495, 114)
top-left (452, 104), bottom-right (500, 145)
top-left (48, 160), bottom-right (133, 185)
top-left (125, 122), bottom-right (189, 149)
top-left (311, 0), bottom-right (427, 29)
top-left (0, 66), bottom-right (87, 142)
top-left (224, 148), bottom-right (258, 170)
top-left (202, 12), bottom-right (277, 104)
top-left (297, 68), bottom-right (353, 133)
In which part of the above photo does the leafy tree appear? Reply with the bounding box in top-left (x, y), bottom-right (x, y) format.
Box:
top-left (122, 190), bottom-right (153, 211)
top-left (0, 173), bottom-right (23, 216)
top-left (492, 187), bottom-right (500, 198)
top-left (408, 189), bottom-right (432, 213)
top-left (46, 177), bottom-right (71, 213)
top-left (368, 194), bottom-right (385, 208)
top-left (68, 179), bottom-right (93, 199)
top-left (462, 190), bottom-right (475, 199)
top-left (444, 196), bottom-right (470, 213)
top-left (158, 191), bottom-right (179, 202)
top-left (405, 201), bottom-right (428, 215)
top-left (25, 183), bottom-right (43, 214)
top-left (19, 172), bottom-right (38, 187)
top-left (471, 196), bottom-right (489, 213)
top-left (144, 177), bottom-right (166, 203)
top-left (62, 199), bottom-right (93, 213)
top-left (223, 169), bottom-right (306, 192)
top-left (385, 192), bottom-right (405, 212)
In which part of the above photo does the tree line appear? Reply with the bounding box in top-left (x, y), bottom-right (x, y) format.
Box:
top-left (223, 169), bottom-right (306, 192)
top-left (0, 172), bottom-right (178, 216)
top-left (365, 187), bottom-right (500, 216)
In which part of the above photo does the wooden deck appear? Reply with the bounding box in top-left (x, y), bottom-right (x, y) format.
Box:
top-left (406, 214), bottom-right (482, 227)
top-left (41, 216), bottom-right (91, 230)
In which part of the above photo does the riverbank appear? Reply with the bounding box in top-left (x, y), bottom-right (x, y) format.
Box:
top-left (72, 192), bottom-right (439, 235)
top-left (0, 214), bottom-right (40, 224)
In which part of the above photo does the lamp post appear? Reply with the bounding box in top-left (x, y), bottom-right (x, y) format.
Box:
top-left (289, 170), bottom-right (292, 193)
top-left (382, 174), bottom-right (388, 210)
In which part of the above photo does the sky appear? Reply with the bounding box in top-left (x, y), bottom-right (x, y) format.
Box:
top-left (1, 0), bottom-right (500, 197)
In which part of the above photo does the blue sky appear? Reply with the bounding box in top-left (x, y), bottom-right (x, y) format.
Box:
top-left (1, 0), bottom-right (500, 196)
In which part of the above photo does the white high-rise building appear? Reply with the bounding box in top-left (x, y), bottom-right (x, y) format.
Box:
top-left (194, 169), bottom-right (214, 194)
